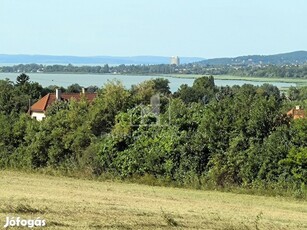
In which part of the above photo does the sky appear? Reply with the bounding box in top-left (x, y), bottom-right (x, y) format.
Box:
top-left (0, 0), bottom-right (306, 58)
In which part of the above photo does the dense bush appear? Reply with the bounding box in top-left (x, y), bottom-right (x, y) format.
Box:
top-left (0, 74), bottom-right (306, 197)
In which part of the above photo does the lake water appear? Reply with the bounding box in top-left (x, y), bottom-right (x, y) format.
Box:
top-left (0, 73), bottom-right (296, 92)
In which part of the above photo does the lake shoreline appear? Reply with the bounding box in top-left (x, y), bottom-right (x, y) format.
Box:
top-left (1, 72), bottom-right (304, 91)
top-left (1, 71), bottom-right (306, 83)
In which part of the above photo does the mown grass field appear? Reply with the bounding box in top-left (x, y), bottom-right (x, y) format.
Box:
top-left (0, 171), bottom-right (306, 229)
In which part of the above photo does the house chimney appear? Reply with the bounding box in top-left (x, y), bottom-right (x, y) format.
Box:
top-left (82, 87), bottom-right (86, 94)
top-left (56, 88), bottom-right (61, 101)
top-left (28, 98), bottom-right (32, 114)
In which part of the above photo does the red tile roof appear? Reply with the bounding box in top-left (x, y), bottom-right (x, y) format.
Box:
top-left (287, 107), bottom-right (305, 120)
top-left (30, 93), bottom-right (97, 112)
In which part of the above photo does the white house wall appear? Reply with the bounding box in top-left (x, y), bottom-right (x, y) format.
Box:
top-left (31, 112), bottom-right (46, 121)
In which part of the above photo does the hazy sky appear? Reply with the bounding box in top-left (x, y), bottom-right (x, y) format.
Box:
top-left (0, 0), bottom-right (306, 58)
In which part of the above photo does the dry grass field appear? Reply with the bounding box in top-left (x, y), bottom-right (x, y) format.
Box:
top-left (0, 170), bottom-right (306, 229)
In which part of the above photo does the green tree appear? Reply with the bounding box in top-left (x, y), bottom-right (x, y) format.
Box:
top-left (102, 64), bottom-right (110, 73)
top-left (175, 76), bottom-right (216, 104)
top-left (0, 79), bottom-right (16, 114)
top-left (67, 83), bottom-right (83, 93)
top-left (130, 80), bottom-right (155, 105)
top-left (288, 86), bottom-right (300, 101)
top-left (152, 78), bottom-right (171, 95)
top-left (16, 73), bottom-right (30, 86)
top-left (89, 80), bottom-right (131, 136)
top-left (279, 147), bottom-right (307, 185)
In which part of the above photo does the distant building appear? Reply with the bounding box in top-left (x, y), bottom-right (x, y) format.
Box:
top-left (287, 105), bottom-right (305, 120)
top-left (29, 88), bottom-right (97, 121)
top-left (170, 56), bottom-right (180, 66)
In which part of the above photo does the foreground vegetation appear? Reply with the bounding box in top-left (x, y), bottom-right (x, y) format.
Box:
top-left (0, 74), bottom-right (307, 199)
top-left (0, 170), bottom-right (306, 229)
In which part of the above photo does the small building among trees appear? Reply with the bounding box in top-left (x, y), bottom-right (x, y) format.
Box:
top-left (287, 105), bottom-right (305, 119)
top-left (29, 88), bottom-right (96, 121)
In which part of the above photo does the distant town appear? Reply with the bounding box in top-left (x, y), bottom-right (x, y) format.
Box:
top-left (1, 51), bottom-right (307, 79)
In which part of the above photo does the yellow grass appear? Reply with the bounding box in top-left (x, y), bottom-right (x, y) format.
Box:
top-left (0, 170), bottom-right (306, 229)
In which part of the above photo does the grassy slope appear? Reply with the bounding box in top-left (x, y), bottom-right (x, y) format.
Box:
top-left (0, 171), bottom-right (306, 230)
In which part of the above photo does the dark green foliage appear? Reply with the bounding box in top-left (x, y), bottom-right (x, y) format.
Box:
top-left (43, 85), bottom-right (66, 94)
top-left (1, 74), bottom-right (306, 197)
top-left (199, 84), bottom-right (293, 187)
top-left (288, 86), bottom-right (307, 101)
top-left (16, 73), bottom-right (30, 86)
top-left (280, 147), bottom-right (307, 184)
top-left (0, 75), bottom-right (43, 115)
top-left (0, 79), bottom-right (16, 114)
top-left (86, 85), bottom-right (99, 93)
top-left (45, 100), bottom-right (69, 116)
top-left (152, 78), bottom-right (171, 95)
top-left (175, 76), bottom-right (216, 103)
top-left (0, 113), bottom-right (17, 167)
top-left (67, 83), bottom-right (83, 93)
top-left (88, 80), bottom-right (131, 136)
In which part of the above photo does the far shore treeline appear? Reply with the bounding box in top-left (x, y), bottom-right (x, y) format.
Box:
top-left (0, 73), bottom-right (307, 198)
top-left (1, 62), bottom-right (307, 78)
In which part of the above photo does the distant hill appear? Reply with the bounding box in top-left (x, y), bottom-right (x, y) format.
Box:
top-left (0, 54), bottom-right (204, 65)
top-left (198, 51), bottom-right (307, 65)
top-left (3, 51), bottom-right (306, 66)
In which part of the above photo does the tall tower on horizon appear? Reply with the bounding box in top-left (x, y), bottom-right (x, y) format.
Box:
top-left (170, 56), bottom-right (180, 66)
